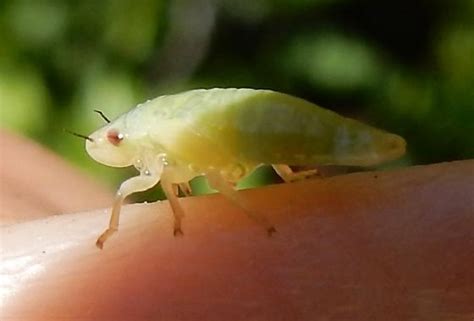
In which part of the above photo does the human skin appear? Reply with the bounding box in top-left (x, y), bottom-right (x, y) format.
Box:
top-left (0, 129), bottom-right (113, 225)
top-left (0, 131), bottom-right (473, 320)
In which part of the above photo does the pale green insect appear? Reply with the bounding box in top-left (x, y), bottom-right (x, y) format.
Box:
top-left (86, 88), bottom-right (406, 248)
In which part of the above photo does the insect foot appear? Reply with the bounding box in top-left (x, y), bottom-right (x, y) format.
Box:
top-left (96, 228), bottom-right (117, 249)
top-left (174, 227), bottom-right (184, 237)
top-left (267, 226), bottom-right (277, 237)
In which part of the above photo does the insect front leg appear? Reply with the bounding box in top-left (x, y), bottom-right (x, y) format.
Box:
top-left (96, 166), bottom-right (163, 249)
top-left (206, 170), bottom-right (276, 236)
top-left (272, 164), bottom-right (319, 183)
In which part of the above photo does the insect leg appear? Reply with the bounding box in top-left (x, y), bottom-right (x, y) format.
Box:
top-left (179, 182), bottom-right (193, 196)
top-left (272, 164), bottom-right (318, 183)
top-left (161, 173), bottom-right (187, 236)
top-left (206, 170), bottom-right (276, 236)
top-left (96, 167), bottom-right (163, 249)
top-left (171, 182), bottom-right (193, 197)
top-left (172, 184), bottom-right (180, 196)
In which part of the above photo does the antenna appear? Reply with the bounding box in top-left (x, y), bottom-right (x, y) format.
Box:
top-left (94, 110), bottom-right (111, 123)
top-left (64, 129), bottom-right (94, 142)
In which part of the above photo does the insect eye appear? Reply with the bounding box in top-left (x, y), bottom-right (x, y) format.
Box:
top-left (107, 129), bottom-right (124, 146)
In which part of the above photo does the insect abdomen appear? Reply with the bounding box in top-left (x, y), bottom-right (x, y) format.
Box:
top-left (195, 89), bottom-right (405, 167)
top-left (137, 88), bottom-right (404, 168)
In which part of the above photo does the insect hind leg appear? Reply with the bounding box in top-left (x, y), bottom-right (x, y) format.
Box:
top-left (206, 170), bottom-right (276, 236)
top-left (272, 164), bottom-right (318, 183)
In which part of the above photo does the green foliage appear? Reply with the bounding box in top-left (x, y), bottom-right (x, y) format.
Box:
top-left (282, 32), bottom-right (383, 90)
top-left (0, 0), bottom-right (472, 194)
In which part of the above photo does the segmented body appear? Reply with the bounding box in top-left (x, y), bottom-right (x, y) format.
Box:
top-left (86, 88), bottom-right (406, 248)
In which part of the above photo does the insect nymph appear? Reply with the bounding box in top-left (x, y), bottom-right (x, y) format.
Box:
top-left (86, 88), bottom-right (406, 248)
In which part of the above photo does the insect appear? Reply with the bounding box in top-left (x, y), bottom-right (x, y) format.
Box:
top-left (83, 88), bottom-right (406, 249)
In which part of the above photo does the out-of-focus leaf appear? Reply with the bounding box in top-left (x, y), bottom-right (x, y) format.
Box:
top-left (4, 0), bottom-right (68, 49)
top-left (283, 32), bottom-right (384, 91)
top-left (103, 0), bottom-right (167, 61)
top-left (436, 26), bottom-right (474, 85)
top-left (0, 66), bottom-right (49, 135)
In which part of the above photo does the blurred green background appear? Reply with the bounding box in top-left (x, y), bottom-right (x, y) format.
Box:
top-left (1, 0), bottom-right (473, 196)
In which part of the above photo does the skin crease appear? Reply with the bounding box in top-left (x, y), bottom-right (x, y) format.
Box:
top-left (1, 132), bottom-right (473, 320)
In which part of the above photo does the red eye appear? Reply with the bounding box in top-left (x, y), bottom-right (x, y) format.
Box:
top-left (107, 129), bottom-right (124, 146)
